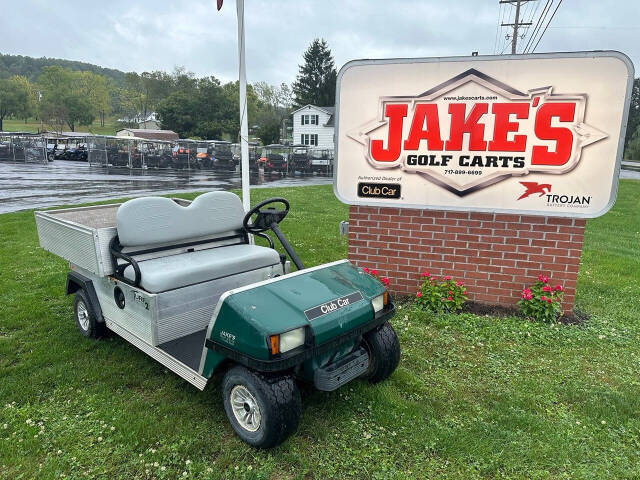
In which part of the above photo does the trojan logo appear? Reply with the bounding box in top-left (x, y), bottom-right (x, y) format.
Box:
top-left (347, 69), bottom-right (608, 196)
top-left (518, 182), bottom-right (551, 200)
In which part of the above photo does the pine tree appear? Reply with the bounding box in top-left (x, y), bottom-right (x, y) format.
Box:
top-left (292, 39), bottom-right (337, 107)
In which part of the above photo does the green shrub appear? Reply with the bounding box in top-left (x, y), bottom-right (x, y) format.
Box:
top-left (414, 272), bottom-right (467, 313)
top-left (518, 274), bottom-right (564, 322)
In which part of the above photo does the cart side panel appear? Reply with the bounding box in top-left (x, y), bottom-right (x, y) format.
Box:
top-left (96, 228), bottom-right (117, 276)
top-left (35, 213), bottom-right (100, 274)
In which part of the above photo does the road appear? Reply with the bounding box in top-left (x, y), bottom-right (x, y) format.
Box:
top-left (0, 160), bottom-right (333, 213)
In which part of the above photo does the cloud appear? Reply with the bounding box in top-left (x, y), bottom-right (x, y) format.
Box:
top-left (1, 0), bottom-right (637, 85)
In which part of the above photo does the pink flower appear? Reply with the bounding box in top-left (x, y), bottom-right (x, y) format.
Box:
top-left (538, 274), bottom-right (543, 282)
top-left (456, 281), bottom-right (464, 287)
top-left (542, 285), bottom-right (552, 292)
top-left (554, 284), bottom-right (563, 291)
top-left (522, 288), bottom-right (531, 295)
top-left (526, 294), bottom-right (533, 300)
top-left (540, 295), bottom-right (546, 301)
top-left (416, 292), bottom-right (422, 298)
top-left (448, 290), bottom-right (453, 295)
top-left (447, 296), bottom-right (453, 301)
top-left (444, 275), bottom-right (451, 281)
top-left (371, 269), bottom-right (378, 276)
top-left (420, 272), bottom-right (430, 278)
top-left (542, 276), bottom-right (549, 284)
top-left (363, 267), bottom-right (369, 273)
top-left (463, 290), bottom-right (467, 295)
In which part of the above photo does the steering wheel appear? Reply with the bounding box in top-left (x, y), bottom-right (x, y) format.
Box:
top-left (243, 197), bottom-right (290, 233)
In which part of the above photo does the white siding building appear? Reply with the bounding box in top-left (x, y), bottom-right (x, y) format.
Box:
top-left (291, 105), bottom-right (335, 149)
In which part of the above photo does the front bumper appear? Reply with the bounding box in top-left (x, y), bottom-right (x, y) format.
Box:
top-left (206, 303), bottom-right (395, 374)
top-left (314, 347), bottom-right (369, 391)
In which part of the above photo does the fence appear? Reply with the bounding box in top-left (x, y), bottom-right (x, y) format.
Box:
top-left (0, 133), bottom-right (48, 164)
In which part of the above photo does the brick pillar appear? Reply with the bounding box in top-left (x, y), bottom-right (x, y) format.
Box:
top-left (347, 206), bottom-right (585, 312)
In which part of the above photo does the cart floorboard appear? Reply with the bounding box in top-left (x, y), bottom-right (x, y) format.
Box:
top-left (157, 329), bottom-right (207, 371)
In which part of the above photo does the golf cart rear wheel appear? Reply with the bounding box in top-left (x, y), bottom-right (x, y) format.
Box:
top-left (222, 365), bottom-right (301, 448)
top-left (361, 322), bottom-right (400, 383)
top-left (73, 289), bottom-right (104, 339)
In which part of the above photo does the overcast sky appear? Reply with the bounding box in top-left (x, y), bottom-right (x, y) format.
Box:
top-left (2, 0), bottom-right (638, 85)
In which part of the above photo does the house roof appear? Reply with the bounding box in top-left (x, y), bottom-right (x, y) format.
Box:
top-left (291, 104), bottom-right (335, 116)
top-left (116, 128), bottom-right (179, 141)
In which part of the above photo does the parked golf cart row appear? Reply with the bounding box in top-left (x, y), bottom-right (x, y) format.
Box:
top-left (87, 136), bottom-right (240, 171)
top-left (250, 144), bottom-right (335, 176)
top-left (46, 140), bottom-right (88, 162)
top-left (0, 132), bottom-right (49, 164)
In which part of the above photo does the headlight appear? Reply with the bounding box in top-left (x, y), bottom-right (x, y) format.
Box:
top-left (278, 327), bottom-right (306, 353)
top-left (372, 294), bottom-right (385, 313)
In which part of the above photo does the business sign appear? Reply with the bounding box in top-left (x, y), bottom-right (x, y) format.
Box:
top-left (334, 52), bottom-right (633, 217)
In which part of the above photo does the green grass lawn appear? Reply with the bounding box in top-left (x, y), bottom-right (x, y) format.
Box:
top-left (1, 182), bottom-right (640, 479)
top-left (2, 118), bottom-right (118, 135)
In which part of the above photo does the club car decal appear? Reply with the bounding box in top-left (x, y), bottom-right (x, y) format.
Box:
top-left (304, 291), bottom-right (364, 321)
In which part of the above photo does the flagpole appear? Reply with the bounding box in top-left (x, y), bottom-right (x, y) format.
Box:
top-left (236, 0), bottom-right (250, 212)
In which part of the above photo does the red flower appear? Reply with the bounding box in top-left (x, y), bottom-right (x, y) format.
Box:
top-left (522, 288), bottom-right (531, 295)
top-left (456, 281), bottom-right (464, 287)
top-left (448, 290), bottom-right (452, 295)
top-left (447, 296), bottom-right (453, 301)
top-left (554, 284), bottom-right (563, 291)
top-left (363, 267), bottom-right (369, 273)
top-left (542, 285), bottom-right (552, 292)
top-left (538, 274), bottom-right (543, 282)
top-left (526, 294), bottom-right (533, 300)
top-left (421, 272), bottom-right (430, 278)
top-left (540, 295), bottom-right (546, 301)
top-left (463, 290), bottom-right (467, 294)
top-left (371, 269), bottom-right (378, 276)
top-left (542, 276), bottom-right (549, 284)
top-left (546, 298), bottom-right (552, 304)
top-left (444, 275), bottom-right (451, 281)
top-left (381, 277), bottom-right (390, 286)
top-left (416, 292), bottom-right (422, 298)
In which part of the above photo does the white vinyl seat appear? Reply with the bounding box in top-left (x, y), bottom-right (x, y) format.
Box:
top-left (115, 191), bottom-right (280, 293)
top-left (123, 244), bottom-right (280, 293)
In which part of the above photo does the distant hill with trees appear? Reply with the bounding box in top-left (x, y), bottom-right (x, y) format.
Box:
top-left (0, 53), bottom-right (126, 86)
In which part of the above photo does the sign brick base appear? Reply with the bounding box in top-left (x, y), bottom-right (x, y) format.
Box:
top-left (347, 206), bottom-right (585, 312)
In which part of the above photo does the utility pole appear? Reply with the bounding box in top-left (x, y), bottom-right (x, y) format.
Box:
top-left (500, 0), bottom-right (534, 54)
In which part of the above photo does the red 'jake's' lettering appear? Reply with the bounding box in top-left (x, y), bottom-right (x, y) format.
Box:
top-left (369, 101), bottom-right (576, 166)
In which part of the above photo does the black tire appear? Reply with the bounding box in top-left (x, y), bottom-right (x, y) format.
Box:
top-left (73, 290), bottom-right (104, 339)
top-left (222, 365), bottom-right (301, 448)
top-left (362, 322), bottom-right (400, 383)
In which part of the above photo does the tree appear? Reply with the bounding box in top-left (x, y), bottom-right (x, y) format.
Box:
top-left (37, 66), bottom-right (96, 132)
top-left (0, 75), bottom-right (34, 130)
top-left (257, 119), bottom-right (280, 145)
top-left (624, 77), bottom-right (640, 155)
top-left (292, 38), bottom-right (337, 107)
top-left (78, 71), bottom-right (111, 127)
top-left (625, 124), bottom-right (640, 160)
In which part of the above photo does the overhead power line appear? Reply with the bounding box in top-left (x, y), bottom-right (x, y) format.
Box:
top-left (530, 0), bottom-right (563, 52)
top-left (522, 0), bottom-right (552, 54)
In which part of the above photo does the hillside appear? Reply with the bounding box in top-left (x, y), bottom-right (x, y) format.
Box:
top-left (0, 53), bottom-right (127, 85)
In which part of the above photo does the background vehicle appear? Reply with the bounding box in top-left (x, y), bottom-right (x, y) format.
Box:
top-left (309, 148), bottom-right (334, 174)
top-left (195, 141), bottom-right (214, 169)
top-left (211, 140), bottom-right (235, 170)
top-left (261, 144), bottom-right (288, 175)
top-left (172, 140), bottom-right (197, 169)
top-left (35, 193), bottom-right (399, 448)
top-left (290, 145), bottom-right (311, 174)
top-left (143, 141), bottom-right (172, 169)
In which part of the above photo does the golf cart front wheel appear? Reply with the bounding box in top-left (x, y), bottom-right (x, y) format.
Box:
top-left (222, 365), bottom-right (301, 448)
top-left (73, 289), bottom-right (104, 339)
top-left (361, 322), bottom-right (400, 383)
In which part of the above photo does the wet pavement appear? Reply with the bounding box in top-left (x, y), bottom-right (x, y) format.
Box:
top-left (0, 160), bottom-right (333, 213)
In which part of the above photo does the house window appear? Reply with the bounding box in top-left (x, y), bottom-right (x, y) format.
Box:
top-left (301, 114), bottom-right (319, 125)
top-left (301, 134), bottom-right (318, 146)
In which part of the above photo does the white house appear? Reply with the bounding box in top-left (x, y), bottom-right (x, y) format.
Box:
top-left (291, 105), bottom-right (334, 149)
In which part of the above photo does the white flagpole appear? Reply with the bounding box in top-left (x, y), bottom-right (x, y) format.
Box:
top-left (236, 0), bottom-right (250, 212)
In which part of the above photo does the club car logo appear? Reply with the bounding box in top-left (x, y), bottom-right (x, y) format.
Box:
top-left (517, 181), bottom-right (592, 208)
top-left (347, 69), bottom-right (608, 196)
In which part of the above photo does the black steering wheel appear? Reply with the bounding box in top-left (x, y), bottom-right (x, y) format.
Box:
top-left (243, 197), bottom-right (290, 233)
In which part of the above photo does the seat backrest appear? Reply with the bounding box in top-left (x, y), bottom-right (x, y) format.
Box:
top-left (117, 191), bottom-right (245, 248)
